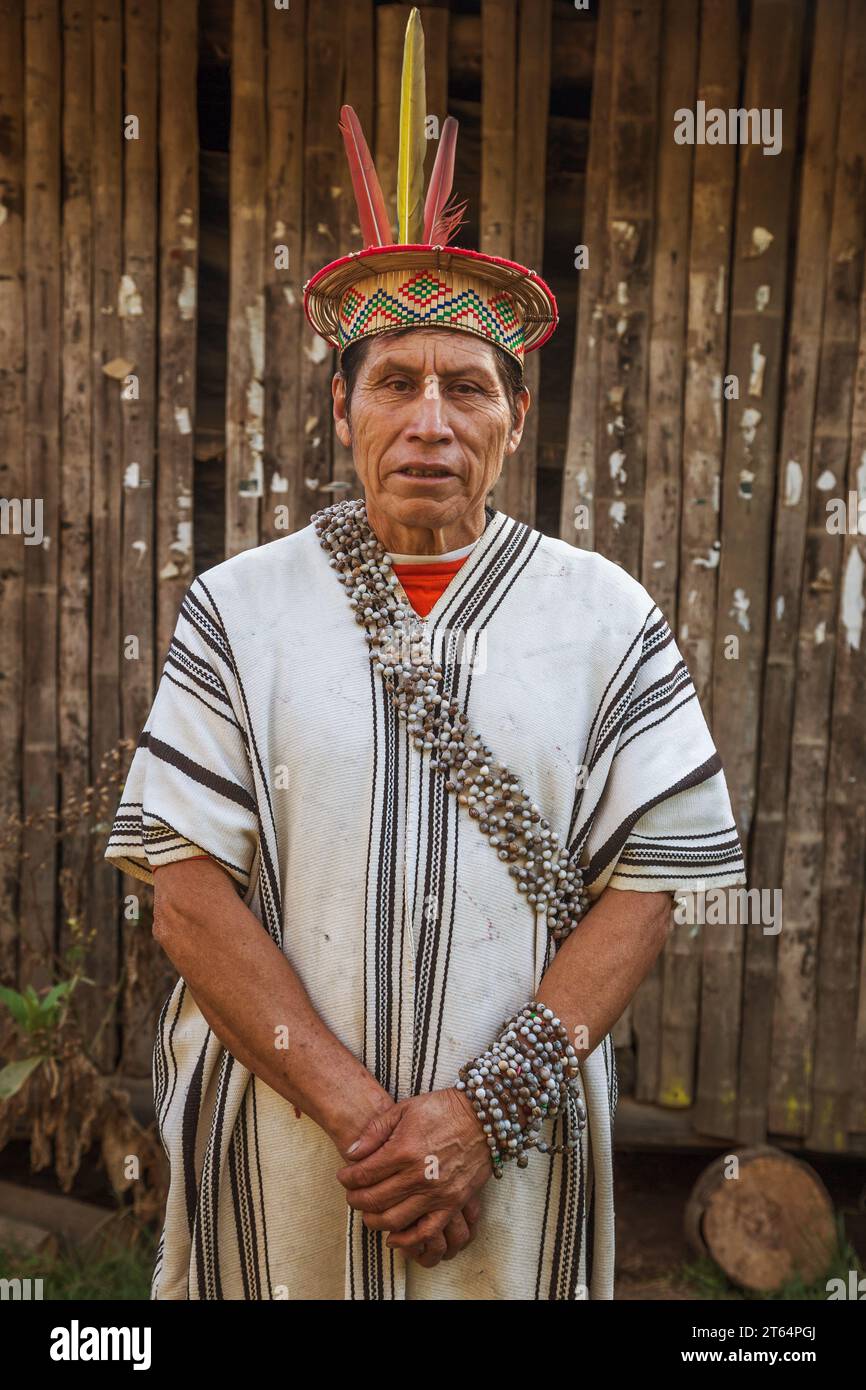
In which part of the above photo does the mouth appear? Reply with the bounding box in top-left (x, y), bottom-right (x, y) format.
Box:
top-left (393, 465), bottom-right (456, 481)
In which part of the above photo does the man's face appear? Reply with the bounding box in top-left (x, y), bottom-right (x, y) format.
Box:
top-left (332, 329), bottom-right (529, 543)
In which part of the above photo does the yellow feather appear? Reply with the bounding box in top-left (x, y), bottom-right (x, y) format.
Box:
top-left (397, 8), bottom-right (426, 244)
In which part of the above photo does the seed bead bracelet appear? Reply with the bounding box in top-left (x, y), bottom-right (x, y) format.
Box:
top-left (456, 1001), bottom-right (586, 1179)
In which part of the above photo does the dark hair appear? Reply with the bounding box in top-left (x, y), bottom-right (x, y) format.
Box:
top-left (339, 328), bottom-right (526, 429)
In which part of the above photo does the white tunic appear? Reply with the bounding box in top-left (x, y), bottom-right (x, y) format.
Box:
top-left (106, 506), bottom-right (746, 1300)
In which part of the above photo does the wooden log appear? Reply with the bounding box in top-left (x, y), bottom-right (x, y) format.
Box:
top-left (479, 0), bottom-right (516, 259)
top-left (494, 0), bottom-right (551, 526)
top-left (854, 875), bottom-right (866, 1132)
top-left (225, 0), bottom-right (266, 557)
top-left (157, 0), bottom-right (199, 657)
top-left (768, 3), bottom-right (866, 1140)
top-left (0, 0), bottom-right (26, 983)
top-left (697, 0), bottom-right (805, 1139)
top-left (263, 0), bottom-right (308, 534)
top-left (738, 0), bottom-right (846, 1144)
top-left (559, 0), bottom-right (613, 552)
top-left (591, 0), bottom-right (661, 580)
top-left (58, 0), bottom-right (93, 1010)
top-left (296, 0), bottom-right (343, 530)
top-left (22, 0), bottom-right (62, 996)
top-left (632, 0), bottom-right (699, 1106)
top-left (683, 1147), bottom-right (836, 1292)
top-left (119, 0), bottom-right (158, 1076)
top-left (805, 2), bottom-right (866, 1151)
top-left (88, 0), bottom-right (123, 1069)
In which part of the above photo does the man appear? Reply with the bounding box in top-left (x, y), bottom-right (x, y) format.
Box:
top-left (106, 11), bottom-right (746, 1300)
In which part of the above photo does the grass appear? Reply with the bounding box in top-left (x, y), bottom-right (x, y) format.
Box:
top-left (677, 1217), bottom-right (864, 1300)
top-left (0, 1229), bottom-right (157, 1301)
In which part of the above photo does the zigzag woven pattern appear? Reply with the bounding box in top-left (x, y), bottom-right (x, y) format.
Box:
top-left (338, 269), bottom-right (526, 359)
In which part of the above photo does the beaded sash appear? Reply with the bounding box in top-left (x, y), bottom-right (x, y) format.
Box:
top-left (313, 498), bottom-right (591, 948)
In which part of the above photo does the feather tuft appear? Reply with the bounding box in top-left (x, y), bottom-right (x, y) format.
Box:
top-left (338, 105), bottom-right (393, 247)
top-left (430, 192), bottom-right (468, 247)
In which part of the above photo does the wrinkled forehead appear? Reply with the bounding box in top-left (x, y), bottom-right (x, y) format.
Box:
top-left (356, 326), bottom-right (505, 378)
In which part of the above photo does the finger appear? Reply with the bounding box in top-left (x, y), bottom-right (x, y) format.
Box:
top-left (462, 1194), bottom-right (482, 1228)
top-left (337, 1102), bottom-right (404, 1171)
top-left (383, 1205), bottom-right (450, 1245)
top-left (344, 1170), bottom-right (421, 1214)
top-left (414, 1232), bottom-right (448, 1269)
top-left (442, 1210), bottom-right (470, 1261)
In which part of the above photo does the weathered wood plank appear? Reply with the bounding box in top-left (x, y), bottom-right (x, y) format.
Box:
top-left (695, 0), bottom-right (805, 1140)
top-left (22, 0), bottom-right (61, 997)
top-left (226, 0), bottom-right (266, 557)
top-left (769, 0), bottom-right (866, 1140)
top-left (157, 0), bottom-right (199, 657)
top-left (494, 0), bottom-right (551, 527)
top-left (263, 0), bottom-right (308, 533)
top-left (0, 0), bottom-right (26, 982)
top-left (119, 0), bottom-right (158, 1076)
top-left (479, 0), bottom-right (516, 261)
top-left (88, 0), bottom-right (124, 1068)
top-left (296, 0), bottom-right (343, 529)
top-left (559, 0), bottom-right (612, 552)
top-left (591, 0), bottom-right (661, 580)
top-left (633, 0), bottom-right (699, 1106)
top-left (738, 0), bottom-right (845, 1144)
top-left (58, 0), bottom-right (93, 1010)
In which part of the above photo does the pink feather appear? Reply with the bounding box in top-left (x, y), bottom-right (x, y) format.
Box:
top-left (430, 193), bottom-right (468, 247)
top-left (338, 105), bottom-right (393, 248)
top-left (423, 116), bottom-right (462, 244)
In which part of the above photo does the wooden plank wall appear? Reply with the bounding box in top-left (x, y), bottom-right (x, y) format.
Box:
top-left (2, 0), bottom-right (866, 1156)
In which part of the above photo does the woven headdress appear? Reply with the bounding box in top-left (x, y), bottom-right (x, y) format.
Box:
top-left (303, 7), bottom-right (558, 369)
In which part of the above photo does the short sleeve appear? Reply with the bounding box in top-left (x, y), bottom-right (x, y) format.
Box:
top-left (578, 598), bottom-right (747, 900)
top-left (105, 580), bottom-right (259, 890)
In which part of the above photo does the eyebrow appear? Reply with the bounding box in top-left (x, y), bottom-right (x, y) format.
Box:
top-left (367, 356), bottom-right (499, 384)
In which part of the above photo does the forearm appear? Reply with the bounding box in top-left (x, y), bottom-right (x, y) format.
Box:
top-left (535, 886), bottom-right (672, 1059)
top-left (153, 859), bottom-right (392, 1156)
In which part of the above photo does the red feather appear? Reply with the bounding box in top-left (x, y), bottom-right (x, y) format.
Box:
top-left (423, 116), bottom-right (461, 243)
top-left (338, 105), bottom-right (393, 248)
top-left (430, 193), bottom-right (468, 247)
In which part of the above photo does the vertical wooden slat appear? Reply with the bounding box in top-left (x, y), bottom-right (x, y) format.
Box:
top-left (120, 0), bottom-right (158, 1074)
top-left (632, 0), bottom-right (699, 1107)
top-left (22, 0), bottom-right (61, 994)
top-left (658, 0), bottom-right (738, 1120)
top-left (559, 0), bottom-right (614, 552)
top-left (479, 0), bottom-right (515, 261)
top-left (226, 0), bottom-right (266, 558)
top-left (58, 0), bottom-right (93, 991)
top-left (592, 0), bottom-right (661, 580)
top-left (738, 0), bottom-right (845, 1143)
top-left (375, 4), bottom-right (410, 225)
top-left (768, 0), bottom-right (866, 1139)
top-left (89, 0), bottom-right (123, 1067)
top-left (697, 0), bottom-right (805, 1138)
top-left (157, 0), bottom-right (199, 660)
top-left (296, 0), bottom-right (343, 530)
top-left (263, 0), bottom-right (307, 534)
top-left (0, 0), bottom-right (25, 982)
top-left (332, 0), bottom-right (371, 495)
top-left (494, 0), bottom-right (551, 527)
top-left (676, 0), bottom-right (738, 717)
top-left (420, 4), bottom-right (448, 191)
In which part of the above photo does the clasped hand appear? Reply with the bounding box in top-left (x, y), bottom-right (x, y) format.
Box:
top-left (336, 1087), bottom-right (492, 1269)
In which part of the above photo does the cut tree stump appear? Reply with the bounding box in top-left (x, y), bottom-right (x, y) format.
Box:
top-left (684, 1146), bottom-right (837, 1292)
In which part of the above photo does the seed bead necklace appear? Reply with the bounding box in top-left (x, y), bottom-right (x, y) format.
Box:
top-left (313, 497), bottom-right (591, 946)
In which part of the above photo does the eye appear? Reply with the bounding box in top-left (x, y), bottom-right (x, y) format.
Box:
top-left (385, 377), bottom-right (414, 393)
top-left (451, 381), bottom-right (482, 395)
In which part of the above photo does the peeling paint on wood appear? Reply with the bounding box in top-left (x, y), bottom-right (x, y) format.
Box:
top-left (784, 459), bottom-right (803, 506)
top-left (841, 548), bottom-right (865, 651)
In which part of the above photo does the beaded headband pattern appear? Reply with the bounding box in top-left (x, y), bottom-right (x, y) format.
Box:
top-left (302, 8), bottom-right (558, 368)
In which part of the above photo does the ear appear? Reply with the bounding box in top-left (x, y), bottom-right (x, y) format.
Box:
top-left (333, 371), bottom-right (352, 449)
top-left (504, 385), bottom-right (531, 455)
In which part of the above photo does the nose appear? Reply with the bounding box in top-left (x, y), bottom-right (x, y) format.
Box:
top-left (404, 384), bottom-right (454, 445)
